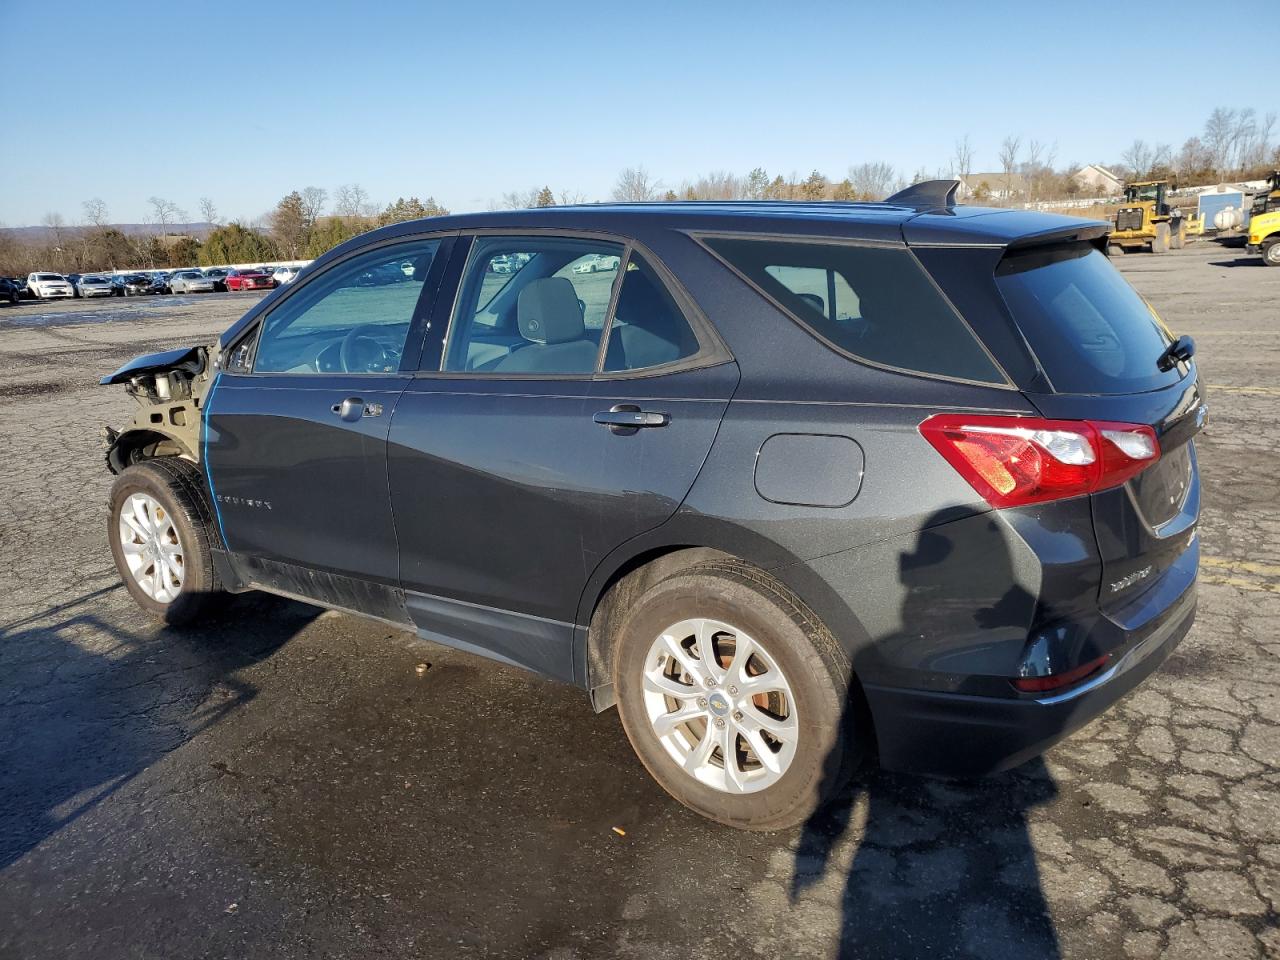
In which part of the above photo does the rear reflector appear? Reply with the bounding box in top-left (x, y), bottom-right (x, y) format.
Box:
top-left (919, 414), bottom-right (1159, 508)
top-left (1012, 654), bottom-right (1111, 694)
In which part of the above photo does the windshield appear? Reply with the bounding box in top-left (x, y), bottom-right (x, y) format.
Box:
top-left (1125, 184), bottom-right (1160, 203)
top-left (36, 274), bottom-right (63, 281)
top-left (995, 244), bottom-right (1180, 394)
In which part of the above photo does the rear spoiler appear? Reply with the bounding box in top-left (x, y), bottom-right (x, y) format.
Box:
top-left (1005, 221), bottom-right (1110, 253)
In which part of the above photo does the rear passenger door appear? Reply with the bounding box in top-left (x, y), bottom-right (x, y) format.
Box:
top-left (387, 235), bottom-right (739, 680)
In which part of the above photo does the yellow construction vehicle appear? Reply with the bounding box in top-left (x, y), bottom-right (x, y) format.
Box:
top-left (1106, 180), bottom-right (1187, 255)
top-left (1246, 172), bottom-right (1280, 266)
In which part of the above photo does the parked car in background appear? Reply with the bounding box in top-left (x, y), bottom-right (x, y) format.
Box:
top-left (225, 268), bottom-right (275, 291)
top-left (170, 269), bottom-right (217, 294)
top-left (66, 273), bottom-right (83, 295)
top-left (75, 275), bottom-right (115, 298)
top-left (0, 276), bottom-right (21, 305)
top-left (271, 265), bottom-right (302, 285)
top-left (120, 274), bottom-right (153, 296)
top-left (202, 267), bottom-right (231, 291)
top-left (26, 272), bottom-right (75, 299)
top-left (572, 253), bottom-right (620, 274)
top-left (148, 273), bottom-right (172, 295)
top-left (96, 185), bottom-right (1203, 830)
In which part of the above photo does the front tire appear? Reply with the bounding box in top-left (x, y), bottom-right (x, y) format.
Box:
top-left (1263, 239), bottom-right (1280, 267)
top-left (108, 458), bottom-right (225, 626)
top-left (614, 561), bottom-right (863, 830)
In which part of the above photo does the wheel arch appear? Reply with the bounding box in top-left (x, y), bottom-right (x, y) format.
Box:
top-left (576, 519), bottom-right (877, 726)
top-left (106, 427), bottom-right (197, 475)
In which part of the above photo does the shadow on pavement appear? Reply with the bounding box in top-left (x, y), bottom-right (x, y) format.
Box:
top-left (1208, 258), bottom-right (1264, 268)
top-left (0, 587), bottom-right (314, 869)
top-left (790, 508), bottom-right (1062, 958)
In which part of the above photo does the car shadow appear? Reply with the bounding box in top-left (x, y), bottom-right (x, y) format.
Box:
top-left (0, 587), bottom-right (315, 869)
top-left (791, 510), bottom-right (1062, 958)
top-left (1208, 258), bottom-right (1264, 267)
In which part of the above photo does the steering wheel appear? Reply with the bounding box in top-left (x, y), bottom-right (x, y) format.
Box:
top-left (340, 323), bottom-right (393, 373)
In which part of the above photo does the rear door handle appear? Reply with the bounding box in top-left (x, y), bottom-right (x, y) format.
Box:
top-left (331, 396), bottom-right (366, 422)
top-left (593, 404), bottom-right (670, 434)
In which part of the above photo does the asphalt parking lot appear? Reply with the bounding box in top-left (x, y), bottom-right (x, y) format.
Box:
top-left (1, 244), bottom-right (1278, 960)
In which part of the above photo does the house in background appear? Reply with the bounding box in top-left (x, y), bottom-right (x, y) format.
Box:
top-left (956, 171), bottom-right (1028, 201)
top-left (1071, 164), bottom-right (1124, 195)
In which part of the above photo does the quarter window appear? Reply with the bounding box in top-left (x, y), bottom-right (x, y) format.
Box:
top-left (703, 236), bottom-right (1005, 384)
top-left (602, 254), bottom-right (700, 372)
top-left (253, 239), bottom-right (441, 374)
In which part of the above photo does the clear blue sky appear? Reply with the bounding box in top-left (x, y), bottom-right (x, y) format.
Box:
top-left (0, 0), bottom-right (1259, 227)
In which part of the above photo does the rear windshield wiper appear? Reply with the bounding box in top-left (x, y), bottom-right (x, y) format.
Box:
top-left (1157, 334), bottom-right (1195, 372)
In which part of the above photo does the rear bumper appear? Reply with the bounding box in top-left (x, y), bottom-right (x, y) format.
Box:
top-left (864, 574), bottom-right (1196, 777)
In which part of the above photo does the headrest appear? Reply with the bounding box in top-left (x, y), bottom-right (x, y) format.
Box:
top-left (517, 277), bottom-right (584, 344)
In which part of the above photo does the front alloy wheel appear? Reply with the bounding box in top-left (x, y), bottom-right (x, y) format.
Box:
top-left (117, 492), bottom-right (185, 602)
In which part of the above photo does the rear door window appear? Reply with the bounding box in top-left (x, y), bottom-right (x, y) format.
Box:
top-left (702, 236), bottom-right (1006, 385)
top-left (995, 244), bottom-right (1179, 394)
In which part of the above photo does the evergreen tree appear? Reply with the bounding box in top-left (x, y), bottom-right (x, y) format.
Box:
top-left (744, 167), bottom-right (770, 199)
top-left (535, 186), bottom-right (555, 207)
top-left (832, 179), bottom-right (856, 201)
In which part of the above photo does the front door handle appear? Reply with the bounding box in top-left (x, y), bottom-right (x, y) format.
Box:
top-left (331, 396), bottom-right (364, 422)
top-left (593, 404), bottom-right (670, 435)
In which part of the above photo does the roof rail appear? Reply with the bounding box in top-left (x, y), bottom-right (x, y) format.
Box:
top-left (885, 179), bottom-right (961, 209)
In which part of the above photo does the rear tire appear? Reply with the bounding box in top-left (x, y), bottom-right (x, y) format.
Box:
top-left (613, 560), bottom-right (864, 830)
top-left (108, 458), bottom-right (226, 627)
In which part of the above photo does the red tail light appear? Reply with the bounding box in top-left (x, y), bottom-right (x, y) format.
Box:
top-left (1013, 653), bottom-right (1111, 693)
top-left (919, 414), bottom-right (1159, 508)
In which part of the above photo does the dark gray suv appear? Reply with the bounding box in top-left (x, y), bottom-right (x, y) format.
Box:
top-left (100, 183), bottom-right (1202, 829)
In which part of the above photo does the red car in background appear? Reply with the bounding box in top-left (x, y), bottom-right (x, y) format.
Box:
top-left (225, 268), bottom-right (276, 292)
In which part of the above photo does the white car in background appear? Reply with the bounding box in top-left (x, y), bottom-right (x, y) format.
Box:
top-left (169, 270), bottom-right (217, 294)
top-left (271, 265), bottom-right (302, 285)
top-left (75, 275), bottom-right (115, 298)
top-left (571, 254), bottom-right (620, 274)
top-left (26, 272), bottom-right (75, 299)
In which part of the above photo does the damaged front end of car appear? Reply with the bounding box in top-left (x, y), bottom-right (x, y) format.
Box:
top-left (100, 344), bottom-right (219, 473)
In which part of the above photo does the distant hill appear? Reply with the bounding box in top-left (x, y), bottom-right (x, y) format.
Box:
top-left (4, 222), bottom-right (217, 241)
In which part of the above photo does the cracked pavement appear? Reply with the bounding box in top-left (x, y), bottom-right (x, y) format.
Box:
top-left (1, 247), bottom-right (1278, 959)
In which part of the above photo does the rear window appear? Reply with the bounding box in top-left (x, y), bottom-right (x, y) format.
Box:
top-left (995, 244), bottom-right (1178, 394)
top-left (703, 237), bottom-right (1006, 384)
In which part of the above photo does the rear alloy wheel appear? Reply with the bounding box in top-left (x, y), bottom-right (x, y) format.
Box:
top-left (1263, 239), bottom-right (1280, 267)
top-left (614, 562), bottom-right (862, 830)
top-left (108, 458), bottom-right (225, 626)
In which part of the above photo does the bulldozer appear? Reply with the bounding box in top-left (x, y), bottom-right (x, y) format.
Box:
top-left (1106, 180), bottom-right (1186, 255)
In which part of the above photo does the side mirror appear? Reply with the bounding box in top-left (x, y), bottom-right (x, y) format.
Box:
top-left (1157, 334), bottom-right (1195, 372)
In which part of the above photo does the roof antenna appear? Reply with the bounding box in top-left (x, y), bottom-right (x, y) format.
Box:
top-left (885, 179), bottom-right (961, 209)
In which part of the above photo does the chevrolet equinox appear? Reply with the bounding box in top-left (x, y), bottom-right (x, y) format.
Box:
top-left (101, 182), bottom-right (1202, 829)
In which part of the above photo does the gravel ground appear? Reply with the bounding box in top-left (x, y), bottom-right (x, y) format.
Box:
top-left (1, 245), bottom-right (1277, 959)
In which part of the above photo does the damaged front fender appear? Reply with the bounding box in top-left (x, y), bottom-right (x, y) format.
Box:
top-left (101, 344), bottom-right (218, 474)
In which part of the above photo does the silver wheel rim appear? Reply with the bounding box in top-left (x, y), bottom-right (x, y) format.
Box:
top-left (118, 492), bottom-right (185, 603)
top-left (642, 618), bottom-right (799, 794)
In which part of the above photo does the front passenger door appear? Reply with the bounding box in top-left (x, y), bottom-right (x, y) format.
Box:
top-left (206, 236), bottom-right (451, 613)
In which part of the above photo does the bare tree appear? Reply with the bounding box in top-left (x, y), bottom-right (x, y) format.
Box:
top-left (82, 198), bottom-right (109, 229)
top-left (847, 162), bottom-right (897, 200)
top-left (300, 186), bottom-right (327, 226)
top-left (497, 188), bottom-right (541, 210)
top-left (557, 189), bottom-right (586, 205)
top-left (199, 196), bottom-right (219, 226)
top-left (998, 136), bottom-right (1022, 199)
top-left (1121, 139), bottom-right (1153, 179)
top-left (612, 166), bottom-right (660, 202)
top-left (950, 136), bottom-right (973, 181)
top-left (148, 196), bottom-right (179, 237)
top-left (1203, 107), bottom-right (1236, 175)
top-left (333, 183), bottom-right (374, 219)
